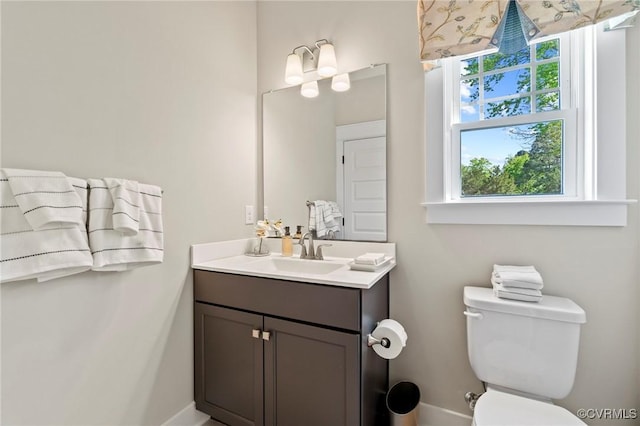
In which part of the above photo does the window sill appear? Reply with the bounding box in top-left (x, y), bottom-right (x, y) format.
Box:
top-left (420, 199), bottom-right (636, 226)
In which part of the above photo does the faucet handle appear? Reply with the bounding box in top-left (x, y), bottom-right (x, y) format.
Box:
top-left (315, 244), bottom-right (332, 260)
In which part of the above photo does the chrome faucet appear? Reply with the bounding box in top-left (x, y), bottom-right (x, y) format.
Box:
top-left (299, 232), bottom-right (315, 259)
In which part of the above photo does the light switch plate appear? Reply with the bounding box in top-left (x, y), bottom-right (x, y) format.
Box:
top-left (245, 205), bottom-right (254, 224)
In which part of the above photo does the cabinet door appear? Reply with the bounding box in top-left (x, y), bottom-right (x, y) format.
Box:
top-left (194, 303), bottom-right (264, 426)
top-left (263, 317), bottom-right (360, 426)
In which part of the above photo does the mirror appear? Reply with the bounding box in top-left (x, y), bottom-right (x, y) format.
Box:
top-left (263, 64), bottom-right (387, 242)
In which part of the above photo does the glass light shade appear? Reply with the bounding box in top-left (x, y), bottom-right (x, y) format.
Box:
top-left (331, 73), bottom-right (350, 92)
top-left (317, 43), bottom-right (337, 77)
top-left (300, 81), bottom-right (319, 98)
top-left (285, 53), bottom-right (303, 85)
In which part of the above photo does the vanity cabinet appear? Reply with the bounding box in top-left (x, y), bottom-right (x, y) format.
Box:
top-left (194, 270), bottom-right (390, 426)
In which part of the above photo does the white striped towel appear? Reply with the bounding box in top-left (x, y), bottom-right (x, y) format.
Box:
top-left (0, 172), bottom-right (93, 283)
top-left (104, 178), bottom-right (140, 235)
top-left (88, 179), bottom-right (163, 271)
top-left (2, 168), bottom-right (84, 230)
top-left (309, 200), bottom-right (342, 238)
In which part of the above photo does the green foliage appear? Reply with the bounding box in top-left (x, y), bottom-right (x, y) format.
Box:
top-left (461, 121), bottom-right (562, 196)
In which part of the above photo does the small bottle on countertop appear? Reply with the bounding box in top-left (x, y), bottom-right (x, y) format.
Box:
top-left (294, 225), bottom-right (303, 239)
top-left (282, 226), bottom-right (293, 257)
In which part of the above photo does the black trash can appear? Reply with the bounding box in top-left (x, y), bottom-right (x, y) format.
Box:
top-left (386, 381), bottom-right (421, 426)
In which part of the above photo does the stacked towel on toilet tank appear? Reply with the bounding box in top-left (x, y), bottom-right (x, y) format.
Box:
top-left (0, 169), bottom-right (93, 283)
top-left (491, 264), bottom-right (543, 302)
top-left (87, 178), bottom-right (163, 271)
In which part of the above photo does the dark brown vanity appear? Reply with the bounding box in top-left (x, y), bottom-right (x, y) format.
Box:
top-left (193, 269), bottom-right (390, 426)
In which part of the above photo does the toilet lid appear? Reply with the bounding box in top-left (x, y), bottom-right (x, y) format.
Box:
top-left (474, 390), bottom-right (586, 426)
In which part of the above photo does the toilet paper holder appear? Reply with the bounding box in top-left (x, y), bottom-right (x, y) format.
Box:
top-left (367, 334), bottom-right (391, 348)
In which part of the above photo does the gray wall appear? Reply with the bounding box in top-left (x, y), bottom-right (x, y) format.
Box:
top-left (1, 2), bottom-right (257, 425)
top-left (257, 1), bottom-right (639, 423)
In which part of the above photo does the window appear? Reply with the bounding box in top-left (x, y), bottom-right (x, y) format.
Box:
top-left (423, 24), bottom-right (633, 226)
top-left (454, 37), bottom-right (573, 198)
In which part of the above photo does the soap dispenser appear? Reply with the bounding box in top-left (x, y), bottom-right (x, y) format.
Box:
top-left (282, 226), bottom-right (293, 257)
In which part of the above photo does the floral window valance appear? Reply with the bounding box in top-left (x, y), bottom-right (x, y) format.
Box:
top-left (418, 0), bottom-right (639, 67)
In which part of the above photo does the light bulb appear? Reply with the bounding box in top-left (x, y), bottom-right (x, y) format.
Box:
top-left (300, 81), bottom-right (319, 98)
top-left (331, 73), bottom-right (350, 92)
top-left (317, 43), bottom-right (337, 77)
top-left (285, 53), bottom-right (303, 85)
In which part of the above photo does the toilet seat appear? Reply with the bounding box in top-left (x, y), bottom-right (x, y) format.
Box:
top-left (473, 390), bottom-right (586, 426)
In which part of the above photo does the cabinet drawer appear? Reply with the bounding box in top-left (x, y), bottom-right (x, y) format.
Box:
top-left (194, 270), bottom-right (361, 331)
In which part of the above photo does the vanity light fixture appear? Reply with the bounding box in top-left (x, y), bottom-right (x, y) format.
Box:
top-left (284, 39), bottom-right (338, 84)
top-left (284, 45), bottom-right (313, 85)
top-left (331, 73), bottom-right (350, 92)
top-left (316, 41), bottom-right (337, 77)
top-left (285, 53), bottom-right (304, 85)
top-left (284, 39), bottom-right (347, 98)
top-left (300, 81), bottom-right (319, 98)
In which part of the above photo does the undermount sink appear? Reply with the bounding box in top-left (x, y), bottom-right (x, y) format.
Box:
top-left (255, 257), bottom-right (345, 275)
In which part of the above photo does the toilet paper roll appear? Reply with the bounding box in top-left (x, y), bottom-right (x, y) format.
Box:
top-left (370, 319), bottom-right (407, 360)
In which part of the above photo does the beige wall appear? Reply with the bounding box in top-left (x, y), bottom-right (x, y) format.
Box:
top-left (1, 2), bottom-right (638, 425)
top-left (257, 1), bottom-right (639, 423)
top-left (1, 2), bottom-right (257, 425)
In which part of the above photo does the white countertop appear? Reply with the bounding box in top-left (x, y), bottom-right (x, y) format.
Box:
top-left (191, 238), bottom-right (396, 289)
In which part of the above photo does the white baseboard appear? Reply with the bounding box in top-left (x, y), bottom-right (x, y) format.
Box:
top-left (418, 401), bottom-right (472, 426)
top-left (162, 400), bottom-right (470, 426)
top-left (161, 402), bottom-right (210, 426)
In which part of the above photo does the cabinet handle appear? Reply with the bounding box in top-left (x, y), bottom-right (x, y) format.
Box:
top-left (261, 331), bottom-right (271, 341)
top-left (252, 329), bottom-right (261, 339)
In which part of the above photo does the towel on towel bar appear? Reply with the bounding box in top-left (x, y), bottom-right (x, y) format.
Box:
top-left (309, 200), bottom-right (342, 238)
top-left (88, 179), bottom-right (163, 271)
top-left (104, 178), bottom-right (140, 235)
top-left (0, 172), bottom-right (93, 283)
top-left (2, 168), bottom-right (84, 230)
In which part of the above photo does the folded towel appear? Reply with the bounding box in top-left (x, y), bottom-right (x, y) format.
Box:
top-left (493, 282), bottom-right (543, 303)
top-left (2, 168), bottom-right (84, 230)
top-left (491, 273), bottom-right (544, 291)
top-left (104, 178), bottom-right (140, 235)
top-left (492, 264), bottom-right (544, 290)
top-left (355, 252), bottom-right (386, 265)
top-left (88, 179), bottom-right (163, 271)
top-left (492, 282), bottom-right (542, 297)
top-left (493, 264), bottom-right (538, 273)
top-left (309, 200), bottom-right (342, 238)
top-left (0, 172), bottom-right (93, 283)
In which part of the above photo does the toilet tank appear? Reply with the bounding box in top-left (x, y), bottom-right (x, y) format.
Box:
top-left (463, 286), bottom-right (586, 400)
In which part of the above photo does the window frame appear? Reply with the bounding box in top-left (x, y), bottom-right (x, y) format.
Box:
top-left (422, 24), bottom-right (634, 226)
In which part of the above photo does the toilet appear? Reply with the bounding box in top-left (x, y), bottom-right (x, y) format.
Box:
top-left (463, 286), bottom-right (587, 426)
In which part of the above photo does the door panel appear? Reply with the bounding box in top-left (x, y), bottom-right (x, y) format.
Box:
top-left (343, 136), bottom-right (386, 241)
top-left (264, 317), bottom-right (360, 426)
top-left (195, 303), bottom-right (264, 426)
